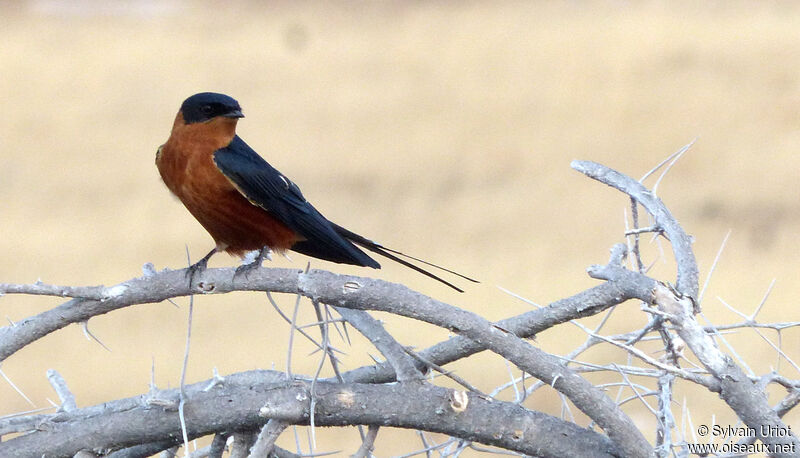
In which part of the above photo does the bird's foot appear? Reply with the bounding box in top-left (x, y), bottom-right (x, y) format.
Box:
top-left (186, 258), bottom-right (209, 287)
top-left (233, 247), bottom-right (271, 281)
top-left (233, 262), bottom-right (258, 280)
top-left (185, 248), bottom-right (217, 287)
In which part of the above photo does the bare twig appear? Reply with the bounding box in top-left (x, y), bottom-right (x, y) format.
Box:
top-left (230, 431), bottom-right (257, 458)
top-left (0, 282), bottom-right (116, 301)
top-left (403, 348), bottom-right (484, 395)
top-left (351, 425), bottom-right (379, 458)
top-left (285, 290), bottom-right (304, 381)
top-left (267, 291), bottom-right (324, 351)
top-left (209, 433), bottom-right (229, 458)
top-left (46, 369), bottom-right (77, 412)
top-left (573, 160), bottom-right (699, 303)
top-left (334, 307), bottom-right (421, 383)
top-left (309, 302), bottom-right (330, 449)
top-left (249, 420), bottom-right (289, 457)
top-left (178, 292), bottom-right (195, 457)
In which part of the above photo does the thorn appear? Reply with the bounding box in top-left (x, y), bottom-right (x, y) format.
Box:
top-left (150, 356), bottom-right (157, 392)
top-left (0, 364), bottom-right (35, 406)
top-left (204, 367), bottom-right (225, 391)
top-left (81, 320), bottom-right (111, 352)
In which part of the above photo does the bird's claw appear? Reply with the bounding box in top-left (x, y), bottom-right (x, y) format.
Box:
top-left (233, 247), bottom-right (270, 281)
top-left (186, 258), bottom-right (209, 287)
top-left (233, 261), bottom-right (260, 280)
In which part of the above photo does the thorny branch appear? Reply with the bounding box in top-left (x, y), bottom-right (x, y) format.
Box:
top-left (1, 160), bottom-right (799, 456)
top-left (572, 160), bottom-right (700, 303)
top-left (574, 160), bottom-right (800, 456)
top-left (0, 370), bottom-right (620, 458)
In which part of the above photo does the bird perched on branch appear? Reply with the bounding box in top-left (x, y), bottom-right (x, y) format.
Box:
top-left (156, 92), bottom-right (476, 292)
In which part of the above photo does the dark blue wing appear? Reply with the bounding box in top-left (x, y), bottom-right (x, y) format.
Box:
top-left (213, 136), bottom-right (380, 268)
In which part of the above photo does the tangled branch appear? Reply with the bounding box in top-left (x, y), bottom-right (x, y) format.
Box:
top-left (1, 160), bottom-right (798, 457)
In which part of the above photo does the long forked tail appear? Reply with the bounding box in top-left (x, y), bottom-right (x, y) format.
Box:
top-left (332, 224), bottom-right (479, 293)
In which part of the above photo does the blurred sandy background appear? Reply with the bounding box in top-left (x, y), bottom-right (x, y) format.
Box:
top-left (2, 0), bottom-right (800, 455)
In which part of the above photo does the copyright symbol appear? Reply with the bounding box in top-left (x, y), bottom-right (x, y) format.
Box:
top-left (698, 425), bottom-right (709, 436)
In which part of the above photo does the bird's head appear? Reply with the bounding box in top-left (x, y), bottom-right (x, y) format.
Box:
top-left (180, 92), bottom-right (244, 124)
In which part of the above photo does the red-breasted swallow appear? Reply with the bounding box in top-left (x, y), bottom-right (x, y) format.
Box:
top-left (156, 92), bottom-right (476, 291)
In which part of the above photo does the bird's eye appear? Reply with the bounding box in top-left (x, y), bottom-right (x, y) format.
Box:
top-left (201, 104), bottom-right (214, 114)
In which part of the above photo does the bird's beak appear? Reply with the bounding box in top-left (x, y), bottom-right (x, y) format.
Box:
top-left (223, 109), bottom-right (245, 119)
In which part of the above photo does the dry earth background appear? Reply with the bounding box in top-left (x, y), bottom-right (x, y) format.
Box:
top-left (2, 0), bottom-right (800, 455)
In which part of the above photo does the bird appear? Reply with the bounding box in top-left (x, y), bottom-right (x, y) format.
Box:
top-left (156, 92), bottom-right (477, 292)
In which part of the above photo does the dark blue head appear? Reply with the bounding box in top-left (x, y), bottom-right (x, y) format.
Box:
top-left (180, 92), bottom-right (244, 124)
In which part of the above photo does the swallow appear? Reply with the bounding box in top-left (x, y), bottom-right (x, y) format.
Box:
top-left (156, 92), bottom-right (477, 292)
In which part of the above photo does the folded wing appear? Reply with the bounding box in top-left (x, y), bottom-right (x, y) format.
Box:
top-left (213, 136), bottom-right (380, 268)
